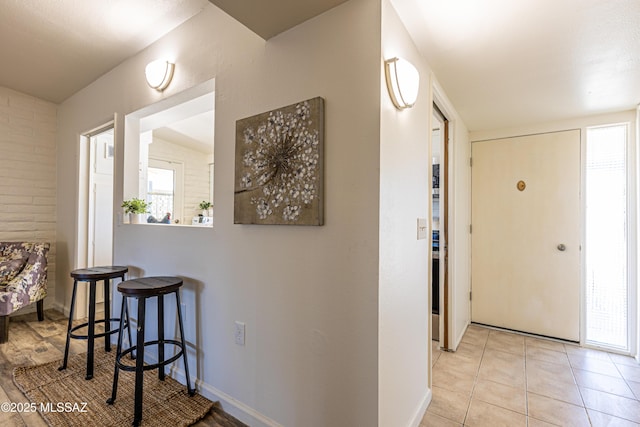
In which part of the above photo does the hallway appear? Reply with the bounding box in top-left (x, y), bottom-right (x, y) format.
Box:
top-left (422, 325), bottom-right (640, 426)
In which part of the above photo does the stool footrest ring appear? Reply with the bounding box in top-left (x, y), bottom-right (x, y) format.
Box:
top-left (115, 340), bottom-right (185, 372)
top-left (69, 318), bottom-right (128, 340)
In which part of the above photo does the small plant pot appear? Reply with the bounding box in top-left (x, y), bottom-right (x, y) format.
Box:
top-left (131, 213), bottom-right (147, 224)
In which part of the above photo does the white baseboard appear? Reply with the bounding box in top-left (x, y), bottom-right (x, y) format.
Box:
top-left (142, 351), bottom-right (282, 427)
top-left (196, 380), bottom-right (283, 427)
top-left (454, 321), bottom-right (470, 350)
top-left (409, 388), bottom-right (433, 427)
top-left (51, 301), bottom-right (67, 316)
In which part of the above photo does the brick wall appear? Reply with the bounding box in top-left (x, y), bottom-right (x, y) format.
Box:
top-left (0, 87), bottom-right (57, 311)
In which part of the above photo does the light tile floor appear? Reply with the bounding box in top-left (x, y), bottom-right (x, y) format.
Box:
top-left (422, 324), bottom-right (640, 426)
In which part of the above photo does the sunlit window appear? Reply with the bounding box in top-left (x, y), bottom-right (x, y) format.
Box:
top-left (146, 158), bottom-right (183, 223)
top-left (585, 124), bottom-right (628, 350)
top-left (147, 166), bottom-right (174, 220)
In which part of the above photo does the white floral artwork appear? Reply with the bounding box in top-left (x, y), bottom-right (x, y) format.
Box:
top-left (234, 97), bottom-right (324, 225)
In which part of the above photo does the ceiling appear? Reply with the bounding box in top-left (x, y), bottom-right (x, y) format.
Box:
top-left (0, 0), bottom-right (210, 104)
top-left (1, 0), bottom-right (638, 131)
top-left (208, 0), bottom-right (349, 40)
top-left (140, 92), bottom-right (214, 151)
top-left (391, 0), bottom-right (640, 131)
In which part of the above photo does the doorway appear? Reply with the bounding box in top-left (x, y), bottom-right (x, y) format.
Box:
top-left (432, 104), bottom-right (450, 349)
top-left (471, 130), bottom-right (581, 341)
top-left (76, 124), bottom-right (115, 318)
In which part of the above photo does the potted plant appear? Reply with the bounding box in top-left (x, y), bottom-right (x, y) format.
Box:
top-left (199, 201), bottom-right (213, 217)
top-left (122, 198), bottom-right (151, 224)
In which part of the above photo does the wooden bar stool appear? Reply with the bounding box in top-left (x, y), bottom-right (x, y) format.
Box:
top-left (107, 276), bottom-right (194, 426)
top-left (59, 266), bottom-right (132, 380)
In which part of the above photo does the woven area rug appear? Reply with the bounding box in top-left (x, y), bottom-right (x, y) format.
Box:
top-left (13, 349), bottom-right (214, 427)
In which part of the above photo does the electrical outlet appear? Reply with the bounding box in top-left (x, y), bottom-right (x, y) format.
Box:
top-left (234, 321), bottom-right (245, 346)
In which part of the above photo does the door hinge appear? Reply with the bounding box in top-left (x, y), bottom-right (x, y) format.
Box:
top-left (470, 157), bottom-right (473, 167)
top-left (469, 224), bottom-right (472, 234)
top-left (469, 291), bottom-right (472, 301)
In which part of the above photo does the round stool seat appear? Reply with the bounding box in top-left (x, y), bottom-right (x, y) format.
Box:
top-left (117, 276), bottom-right (182, 297)
top-left (71, 266), bottom-right (128, 281)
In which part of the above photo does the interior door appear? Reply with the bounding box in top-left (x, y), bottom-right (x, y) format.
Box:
top-left (471, 130), bottom-right (581, 341)
top-left (89, 130), bottom-right (114, 310)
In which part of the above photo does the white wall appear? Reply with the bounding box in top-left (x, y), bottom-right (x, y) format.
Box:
top-left (379, 2), bottom-right (431, 426)
top-left (379, 2), bottom-right (473, 425)
top-left (637, 105), bottom-right (640, 362)
top-left (470, 110), bottom-right (637, 142)
top-left (0, 87), bottom-right (57, 310)
top-left (56, 1), bottom-right (381, 426)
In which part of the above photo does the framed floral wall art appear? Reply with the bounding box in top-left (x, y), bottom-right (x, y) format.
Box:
top-left (234, 97), bottom-right (324, 225)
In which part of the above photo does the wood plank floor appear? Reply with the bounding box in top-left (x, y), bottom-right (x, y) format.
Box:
top-left (0, 309), bottom-right (246, 427)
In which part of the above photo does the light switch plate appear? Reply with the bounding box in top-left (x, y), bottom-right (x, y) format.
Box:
top-left (235, 321), bottom-right (245, 346)
top-left (417, 218), bottom-right (427, 240)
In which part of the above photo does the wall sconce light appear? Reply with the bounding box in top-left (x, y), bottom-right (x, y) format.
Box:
top-left (384, 57), bottom-right (420, 109)
top-left (145, 59), bottom-right (175, 91)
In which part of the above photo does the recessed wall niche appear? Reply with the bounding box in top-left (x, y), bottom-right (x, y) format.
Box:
top-left (123, 79), bottom-right (215, 226)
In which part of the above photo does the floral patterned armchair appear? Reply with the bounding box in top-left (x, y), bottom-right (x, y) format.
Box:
top-left (0, 242), bottom-right (49, 343)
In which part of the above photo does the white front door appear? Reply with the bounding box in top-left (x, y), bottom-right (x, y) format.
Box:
top-left (471, 130), bottom-right (581, 341)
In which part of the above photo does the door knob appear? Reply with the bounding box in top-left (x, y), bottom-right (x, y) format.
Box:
top-left (557, 244), bottom-right (566, 251)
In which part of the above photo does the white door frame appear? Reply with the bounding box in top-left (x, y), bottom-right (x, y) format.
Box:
top-left (75, 120), bottom-right (115, 319)
top-left (432, 80), bottom-right (471, 351)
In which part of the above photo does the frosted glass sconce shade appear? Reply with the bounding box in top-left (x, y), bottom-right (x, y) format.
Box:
top-left (145, 60), bottom-right (175, 91)
top-left (384, 57), bottom-right (420, 109)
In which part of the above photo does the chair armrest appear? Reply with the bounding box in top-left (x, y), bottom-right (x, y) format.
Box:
top-left (6, 243), bottom-right (50, 298)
